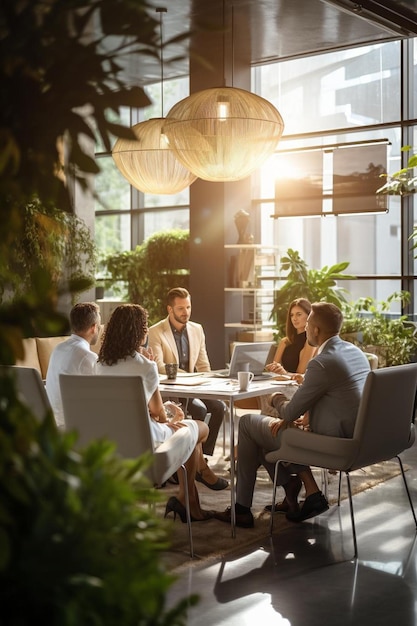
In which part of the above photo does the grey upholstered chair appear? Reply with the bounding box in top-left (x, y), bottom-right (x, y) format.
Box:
top-left (266, 363), bottom-right (417, 558)
top-left (2, 365), bottom-right (53, 422)
top-left (59, 374), bottom-right (196, 557)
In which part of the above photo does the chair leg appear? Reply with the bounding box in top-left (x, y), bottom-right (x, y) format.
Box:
top-left (396, 455), bottom-right (417, 528)
top-left (345, 472), bottom-right (358, 559)
top-left (337, 471), bottom-right (342, 505)
top-left (269, 462), bottom-right (280, 535)
top-left (179, 464), bottom-right (194, 558)
top-left (321, 468), bottom-right (328, 498)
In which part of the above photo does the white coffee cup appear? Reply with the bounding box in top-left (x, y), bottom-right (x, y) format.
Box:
top-left (238, 370), bottom-right (254, 391)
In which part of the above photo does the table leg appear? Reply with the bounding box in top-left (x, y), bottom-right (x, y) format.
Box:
top-left (229, 399), bottom-right (236, 537)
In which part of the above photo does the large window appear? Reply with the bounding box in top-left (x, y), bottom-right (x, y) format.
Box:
top-left (255, 42), bottom-right (401, 135)
top-left (253, 40), bottom-right (416, 315)
top-left (93, 38), bottom-right (417, 319)
top-left (94, 76), bottom-right (190, 257)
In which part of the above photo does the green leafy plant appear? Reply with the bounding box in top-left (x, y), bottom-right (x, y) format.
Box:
top-left (271, 248), bottom-right (354, 337)
top-left (341, 291), bottom-right (417, 366)
top-left (376, 145), bottom-right (417, 196)
top-left (0, 0), bottom-right (169, 358)
top-left (0, 0), bottom-right (160, 211)
top-left (0, 2), bottom-right (196, 621)
top-left (1, 199), bottom-right (97, 304)
top-left (0, 372), bottom-right (197, 625)
top-left (104, 229), bottom-right (190, 324)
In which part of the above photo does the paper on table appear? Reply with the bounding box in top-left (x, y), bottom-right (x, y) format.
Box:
top-left (159, 376), bottom-right (211, 386)
top-left (269, 380), bottom-right (298, 386)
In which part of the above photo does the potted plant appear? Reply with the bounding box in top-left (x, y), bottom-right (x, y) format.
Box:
top-left (270, 248), bottom-right (354, 337)
top-left (103, 229), bottom-right (190, 324)
top-left (341, 292), bottom-right (417, 366)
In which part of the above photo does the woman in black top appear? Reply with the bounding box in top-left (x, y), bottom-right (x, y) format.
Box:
top-left (266, 298), bottom-right (317, 378)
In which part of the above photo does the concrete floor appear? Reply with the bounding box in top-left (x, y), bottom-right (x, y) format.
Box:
top-left (167, 440), bottom-right (417, 626)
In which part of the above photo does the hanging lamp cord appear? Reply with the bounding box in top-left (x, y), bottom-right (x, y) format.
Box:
top-left (156, 7), bottom-right (167, 116)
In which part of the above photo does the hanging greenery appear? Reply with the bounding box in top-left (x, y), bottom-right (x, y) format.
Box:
top-left (1, 199), bottom-right (97, 303)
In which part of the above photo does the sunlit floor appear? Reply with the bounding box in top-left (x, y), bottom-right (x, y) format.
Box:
top-left (167, 440), bottom-right (417, 626)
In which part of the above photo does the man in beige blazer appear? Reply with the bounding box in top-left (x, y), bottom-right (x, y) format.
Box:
top-left (148, 287), bottom-right (228, 491)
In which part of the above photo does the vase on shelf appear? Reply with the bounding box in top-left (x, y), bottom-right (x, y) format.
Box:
top-left (234, 209), bottom-right (252, 244)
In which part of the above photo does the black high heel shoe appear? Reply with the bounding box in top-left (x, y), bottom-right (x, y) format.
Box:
top-left (164, 496), bottom-right (214, 523)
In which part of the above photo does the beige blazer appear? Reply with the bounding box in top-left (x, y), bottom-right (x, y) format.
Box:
top-left (148, 317), bottom-right (211, 375)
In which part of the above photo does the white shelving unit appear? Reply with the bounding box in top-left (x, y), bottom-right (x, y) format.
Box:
top-left (224, 244), bottom-right (281, 341)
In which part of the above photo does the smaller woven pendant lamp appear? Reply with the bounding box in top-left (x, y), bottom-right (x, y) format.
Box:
top-left (112, 118), bottom-right (196, 194)
top-left (112, 8), bottom-right (196, 195)
top-left (163, 86), bottom-right (284, 182)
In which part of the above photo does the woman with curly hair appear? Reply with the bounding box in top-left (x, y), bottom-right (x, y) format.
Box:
top-left (97, 303), bottom-right (215, 522)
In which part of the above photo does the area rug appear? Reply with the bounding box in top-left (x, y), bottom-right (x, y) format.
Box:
top-left (158, 439), bottom-right (405, 573)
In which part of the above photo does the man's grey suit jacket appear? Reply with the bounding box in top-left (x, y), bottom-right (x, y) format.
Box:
top-left (277, 335), bottom-right (370, 438)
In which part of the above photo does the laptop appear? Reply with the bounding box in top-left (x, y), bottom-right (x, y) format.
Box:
top-left (212, 342), bottom-right (276, 380)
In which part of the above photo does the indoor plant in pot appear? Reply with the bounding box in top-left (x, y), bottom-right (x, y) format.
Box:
top-left (270, 248), bottom-right (354, 338)
top-left (103, 229), bottom-right (190, 324)
top-left (341, 291), bottom-right (417, 367)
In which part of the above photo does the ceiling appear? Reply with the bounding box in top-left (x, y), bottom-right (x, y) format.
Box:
top-left (126, 0), bottom-right (417, 85)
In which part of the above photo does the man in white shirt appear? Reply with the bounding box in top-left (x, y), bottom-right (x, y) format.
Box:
top-left (45, 302), bottom-right (101, 428)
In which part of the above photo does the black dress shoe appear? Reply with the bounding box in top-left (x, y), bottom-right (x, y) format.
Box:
top-left (196, 471), bottom-right (229, 491)
top-left (214, 507), bottom-right (254, 528)
top-left (286, 491), bottom-right (329, 523)
top-left (264, 499), bottom-right (290, 513)
top-left (265, 475), bottom-right (302, 512)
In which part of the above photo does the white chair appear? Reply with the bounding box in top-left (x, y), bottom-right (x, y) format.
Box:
top-left (1, 365), bottom-right (53, 422)
top-left (59, 374), bottom-right (196, 557)
top-left (266, 363), bottom-right (417, 559)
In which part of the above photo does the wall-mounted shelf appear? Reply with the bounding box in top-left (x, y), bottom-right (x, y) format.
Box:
top-left (224, 244), bottom-right (281, 340)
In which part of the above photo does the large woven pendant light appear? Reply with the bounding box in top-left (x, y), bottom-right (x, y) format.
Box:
top-left (163, 2), bottom-right (284, 182)
top-left (164, 86), bottom-right (284, 182)
top-left (112, 8), bottom-right (196, 195)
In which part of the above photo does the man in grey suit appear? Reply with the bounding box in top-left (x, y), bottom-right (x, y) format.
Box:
top-left (148, 287), bottom-right (227, 490)
top-left (214, 302), bottom-right (370, 528)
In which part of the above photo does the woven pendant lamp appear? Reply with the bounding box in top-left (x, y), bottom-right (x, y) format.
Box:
top-left (112, 118), bottom-right (196, 194)
top-left (164, 1), bottom-right (284, 182)
top-left (111, 8), bottom-right (196, 195)
top-left (163, 86), bottom-right (284, 182)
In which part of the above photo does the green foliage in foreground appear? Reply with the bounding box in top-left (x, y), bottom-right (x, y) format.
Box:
top-left (0, 372), bottom-right (197, 625)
